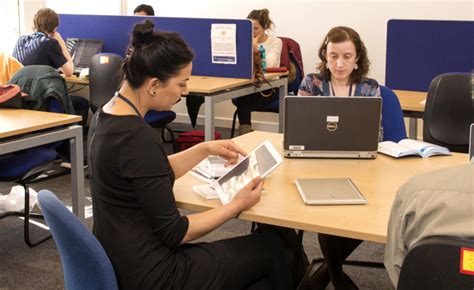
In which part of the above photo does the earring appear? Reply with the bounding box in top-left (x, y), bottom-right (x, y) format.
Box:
top-left (325, 63), bottom-right (329, 69)
top-left (354, 64), bottom-right (358, 70)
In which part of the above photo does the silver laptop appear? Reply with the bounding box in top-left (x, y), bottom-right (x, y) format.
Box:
top-left (66, 38), bottom-right (104, 75)
top-left (283, 96), bottom-right (382, 158)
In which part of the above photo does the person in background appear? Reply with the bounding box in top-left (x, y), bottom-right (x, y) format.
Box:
top-left (233, 8), bottom-right (283, 136)
top-left (133, 4), bottom-right (155, 16)
top-left (384, 164), bottom-right (474, 287)
top-left (297, 26), bottom-right (381, 290)
top-left (88, 19), bottom-right (307, 289)
top-left (12, 8), bottom-right (89, 127)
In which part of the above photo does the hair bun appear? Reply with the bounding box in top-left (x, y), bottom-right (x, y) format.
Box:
top-left (132, 20), bottom-right (155, 48)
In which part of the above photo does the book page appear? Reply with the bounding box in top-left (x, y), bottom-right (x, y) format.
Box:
top-left (398, 139), bottom-right (450, 158)
top-left (378, 141), bottom-right (419, 157)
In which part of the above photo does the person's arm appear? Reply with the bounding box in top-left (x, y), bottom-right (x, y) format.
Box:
top-left (168, 140), bottom-right (246, 179)
top-left (52, 31), bottom-right (74, 76)
top-left (265, 37), bottom-right (282, 68)
top-left (181, 176), bottom-right (263, 243)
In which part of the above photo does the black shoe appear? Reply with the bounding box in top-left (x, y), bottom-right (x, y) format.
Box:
top-left (297, 260), bottom-right (330, 290)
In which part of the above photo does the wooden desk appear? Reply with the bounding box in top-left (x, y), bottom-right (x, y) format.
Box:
top-left (0, 109), bottom-right (86, 221)
top-left (394, 90), bottom-right (427, 139)
top-left (173, 131), bottom-right (467, 243)
top-left (66, 73), bottom-right (288, 141)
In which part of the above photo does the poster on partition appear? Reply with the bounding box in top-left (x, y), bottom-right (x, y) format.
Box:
top-left (211, 23), bottom-right (237, 64)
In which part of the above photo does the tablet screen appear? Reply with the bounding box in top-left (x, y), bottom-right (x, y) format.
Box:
top-left (215, 140), bottom-right (281, 203)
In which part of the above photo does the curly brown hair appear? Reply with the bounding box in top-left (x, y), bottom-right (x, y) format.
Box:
top-left (247, 9), bottom-right (274, 30)
top-left (33, 8), bottom-right (59, 34)
top-left (317, 26), bottom-right (370, 84)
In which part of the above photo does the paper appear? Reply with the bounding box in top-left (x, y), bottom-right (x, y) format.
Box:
top-left (211, 23), bottom-right (237, 64)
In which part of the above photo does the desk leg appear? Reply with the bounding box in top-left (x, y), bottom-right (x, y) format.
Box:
top-left (408, 117), bottom-right (418, 140)
top-left (69, 126), bottom-right (85, 222)
top-left (278, 81), bottom-right (288, 133)
top-left (204, 97), bottom-right (215, 141)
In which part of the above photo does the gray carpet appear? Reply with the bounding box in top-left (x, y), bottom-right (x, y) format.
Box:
top-left (0, 124), bottom-right (394, 289)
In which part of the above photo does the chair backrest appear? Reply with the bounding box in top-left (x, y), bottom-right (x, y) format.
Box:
top-left (89, 53), bottom-right (123, 113)
top-left (423, 73), bottom-right (473, 153)
top-left (397, 236), bottom-right (474, 290)
top-left (380, 86), bottom-right (407, 142)
top-left (38, 190), bottom-right (118, 290)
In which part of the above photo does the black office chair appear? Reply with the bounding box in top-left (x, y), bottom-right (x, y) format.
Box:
top-left (423, 73), bottom-right (473, 153)
top-left (89, 53), bottom-right (178, 151)
top-left (397, 236), bottom-right (474, 290)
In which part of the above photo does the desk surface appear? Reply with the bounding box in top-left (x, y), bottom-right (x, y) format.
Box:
top-left (65, 72), bottom-right (288, 94)
top-left (173, 131), bottom-right (467, 244)
top-left (394, 90), bottom-right (427, 112)
top-left (0, 109), bottom-right (81, 138)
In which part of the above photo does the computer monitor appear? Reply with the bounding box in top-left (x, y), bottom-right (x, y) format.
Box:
top-left (66, 38), bottom-right (104, 69)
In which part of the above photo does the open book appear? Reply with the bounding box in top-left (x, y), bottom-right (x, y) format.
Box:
top-left (378, 139), bottom-right (451, 158)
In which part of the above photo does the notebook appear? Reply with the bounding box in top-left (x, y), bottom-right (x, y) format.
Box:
top-left (295, 178), bottom-right (367, 205)
top-left (66, 38), bottom-right (104, 75)
top-left (284, 96), bottom-right (382, 158)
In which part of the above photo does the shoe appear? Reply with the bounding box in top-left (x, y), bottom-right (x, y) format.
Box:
top-left (297, 260), bottom-right (330, 290)
top-left (238, 124), bottom-right (254, 136)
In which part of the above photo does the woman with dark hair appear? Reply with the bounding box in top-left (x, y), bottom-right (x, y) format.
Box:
top-left (233, 8), bottom-right (283, 135)
top-left (297, 26), bottom-right (381, 290)
top-left (88, 20), bottom-right (302, 289)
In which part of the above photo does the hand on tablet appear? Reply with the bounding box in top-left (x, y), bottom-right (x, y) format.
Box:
top-left (233, 176), bottom-right (264, 211)
top-left (205, 140), bottom-right (247, 167)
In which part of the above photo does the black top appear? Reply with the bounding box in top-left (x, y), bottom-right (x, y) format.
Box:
top-left (12, 32), bottom-right (67, 68)
top-left (88, 110), bottom-right (189, 289)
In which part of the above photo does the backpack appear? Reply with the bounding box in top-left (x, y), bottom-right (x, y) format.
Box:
top-left (0, 84), bottom-right (25, 108)
top-left (176, 130), bottom-right (221, 151)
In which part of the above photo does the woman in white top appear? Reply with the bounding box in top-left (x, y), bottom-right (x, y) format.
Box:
top-left (234, 9), bottom-right (283, 135)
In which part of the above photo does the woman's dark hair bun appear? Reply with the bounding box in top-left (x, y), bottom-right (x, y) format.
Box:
top-left (132, 19), bottom-right (155, 48)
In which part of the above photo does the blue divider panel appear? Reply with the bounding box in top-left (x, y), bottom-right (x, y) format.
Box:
top-left (58, 14), bottom-right (253, 79)
top-left (386, 19), bottom-right (473, 91)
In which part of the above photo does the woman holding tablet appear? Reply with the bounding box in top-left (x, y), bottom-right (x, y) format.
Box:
top-left (87, 20), bottom-right (305, 289)
top-left (297, 26), bottom-right (381, 289)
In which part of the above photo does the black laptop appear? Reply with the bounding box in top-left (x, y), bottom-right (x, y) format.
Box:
top-left (283, 96), bottom-right (382, 158)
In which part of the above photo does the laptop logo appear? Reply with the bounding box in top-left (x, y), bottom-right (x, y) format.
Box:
top-left (326, 115), bottom-right (339, 132)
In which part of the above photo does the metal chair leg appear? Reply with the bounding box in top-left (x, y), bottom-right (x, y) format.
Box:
top-left (21, 184), bottom-right (51, 248)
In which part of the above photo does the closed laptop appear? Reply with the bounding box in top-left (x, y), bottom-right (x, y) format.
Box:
top-left (284, 96), bottom-right (382, 158)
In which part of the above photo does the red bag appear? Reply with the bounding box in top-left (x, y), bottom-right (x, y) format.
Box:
top-left (176, 130), bottom-right (221, 151)
top-left (0, 84), bottom-right (24, 108)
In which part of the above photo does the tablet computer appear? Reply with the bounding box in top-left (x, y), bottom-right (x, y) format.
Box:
top-left (212, 140), bottom-right (283, 204)
top-left (295, 178), bottom-right (367, 205)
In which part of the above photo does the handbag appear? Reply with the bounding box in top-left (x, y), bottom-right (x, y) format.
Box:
top-left (253, 51), bottom-right (275, 98)
top-left (0, 84), bottom-right (25, 109)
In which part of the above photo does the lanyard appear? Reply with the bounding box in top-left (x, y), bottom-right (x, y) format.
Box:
top-left (330, 82), bottom-right (353, 96)
top-left (115, 92), bottom-right (142, 118)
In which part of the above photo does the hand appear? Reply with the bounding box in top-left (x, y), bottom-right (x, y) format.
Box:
top-left (204, 140), bottom-right (247, 167)
top-left (233, 176), bottom-right (264, 211)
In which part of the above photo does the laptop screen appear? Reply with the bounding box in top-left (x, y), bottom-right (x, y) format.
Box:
top-left (66, 38), bottom-right (103, 68)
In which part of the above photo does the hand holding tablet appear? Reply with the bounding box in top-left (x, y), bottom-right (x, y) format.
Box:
top-left (212, 140), bottom-right (283, 204)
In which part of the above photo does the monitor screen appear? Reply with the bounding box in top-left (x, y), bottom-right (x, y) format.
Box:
top-left (66, 38), bottom-right (103, 68)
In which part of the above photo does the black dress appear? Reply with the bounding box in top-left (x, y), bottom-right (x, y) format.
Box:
top-left (88, 109), bottom-right (298, 289)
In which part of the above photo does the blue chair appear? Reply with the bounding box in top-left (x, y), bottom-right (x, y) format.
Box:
top-left (230, 51), bottom-right (304, 138)
top-left (0, 147), bottom-right (56, 247)
top-left (89, 53), bottom-right (177, 151)
top-left (380, 85), bottom-right (407, 142)
top-left (38, 190), bottom-right (118, 290)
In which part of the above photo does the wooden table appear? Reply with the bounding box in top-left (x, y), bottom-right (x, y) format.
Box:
top-left (66, 73), bottom-right (288, 141)
top-left (173, 131), bottom-right (467, 243)
top-left (394, 90), bottom-right (427, 139)
top-left (0, 109), bottom-right (86, 221)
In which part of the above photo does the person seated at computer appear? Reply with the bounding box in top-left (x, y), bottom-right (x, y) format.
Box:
top-left (12, 8), bottom-right (89, 127)
top-left (297, 26), bottom-right (381, 289)
top-left (88, 19), bottom-right (307, 289)
top-left (233, 8), bottom-right (283, 136)
top-left (384, 164), bottom-right (474, 287)
top-left (133, 4), bottom-right (155, 16)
